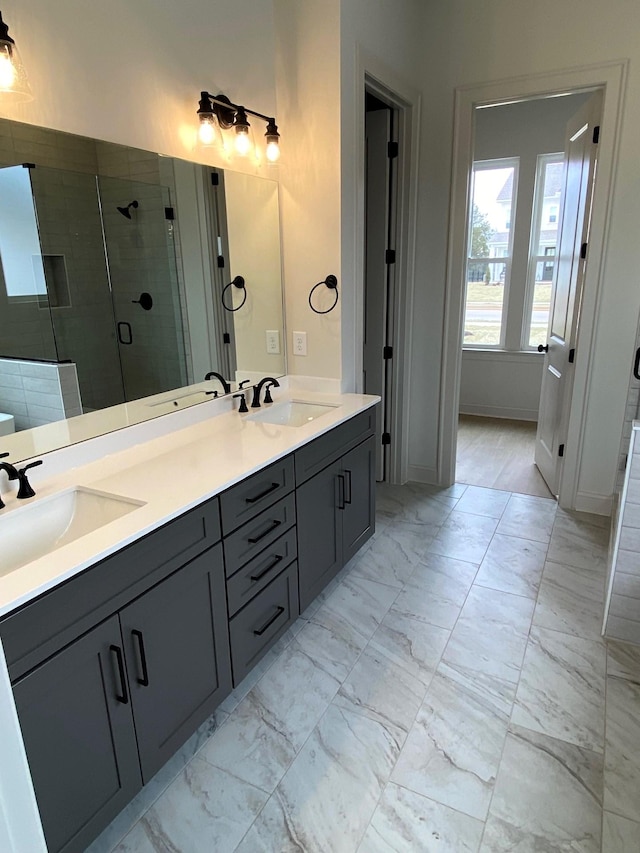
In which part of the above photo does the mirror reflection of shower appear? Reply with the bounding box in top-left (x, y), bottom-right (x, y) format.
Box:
top-left (116, 199), bottom-right (139, 219)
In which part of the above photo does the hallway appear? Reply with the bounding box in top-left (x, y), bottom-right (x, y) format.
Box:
top-left (89, 482), bottom-right (638, 852)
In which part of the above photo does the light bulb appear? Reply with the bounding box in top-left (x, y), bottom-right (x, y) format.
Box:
top-left (235, 129), bottom-right (251, 156)
top-left (198, 116), bottom-right (217, 146)
top-left (266, 139), bottom-right (280, 163)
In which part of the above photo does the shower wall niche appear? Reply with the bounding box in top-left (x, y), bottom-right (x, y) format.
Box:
top-left (0, 163), bottom-right (187, 418)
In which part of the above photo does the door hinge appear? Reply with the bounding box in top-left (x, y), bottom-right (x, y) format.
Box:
top-left (558, 443), bottom-right (565, 458)
top-left (382, 432), bottom-right (391, 446)
top-left (385, 249), bottom-right (396, 264)
top-left (387, 141), bottom-right (399, 159)
top-left (211, 171), bottom-right (220, 186)
top-left (222, 332), bottom-right (231, 344)
top-left (580, 242), bottom-right (588, 259)
top-left (217, 255), bottom-right (225, 268)
top-left (593, 125), bottom-right (600, 144)
top-left (164, 206), bottom-right (175, 221)
top-left (383, 345), bottom-right (393, 360)
top-left (568, 348), bottom-right (575, 363)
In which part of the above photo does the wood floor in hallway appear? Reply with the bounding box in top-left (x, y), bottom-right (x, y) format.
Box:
top-left (456, 414), bottom-right (554, 498)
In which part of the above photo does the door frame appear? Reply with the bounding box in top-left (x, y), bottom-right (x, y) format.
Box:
top-left (344, 46), bottom-right (421, 484)
top-left (439, 61), bottom-right (627, 510)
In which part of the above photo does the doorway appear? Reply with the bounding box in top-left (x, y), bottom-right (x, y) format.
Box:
top-left (440, 62), bottom-right (624, 511)
top-left (455, 92), bottom-right (600, 498)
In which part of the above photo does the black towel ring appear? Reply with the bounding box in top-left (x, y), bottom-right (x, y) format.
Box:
top-left (221, 275), bottom-right (247, 312)
top-left (309, 274), bottom-right (339, 314)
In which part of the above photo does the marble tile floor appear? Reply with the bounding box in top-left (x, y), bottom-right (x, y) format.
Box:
top-left (87, 482), bottom-right (640, 853)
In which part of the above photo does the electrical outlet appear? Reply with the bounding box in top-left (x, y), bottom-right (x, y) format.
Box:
top-left (266, 329), bottom-right (280, 354)
top-left (293, 331), bottom-right (307, 356)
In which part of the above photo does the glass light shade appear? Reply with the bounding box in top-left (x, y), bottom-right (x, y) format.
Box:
top-left (234, 127), bottom-right (251, 157)
top-left (198, 114), bottom-right (222, 148)
top-left (0, 41), bottom-right (31, 101)
top-left (265, 139), bottom-right (280, 163)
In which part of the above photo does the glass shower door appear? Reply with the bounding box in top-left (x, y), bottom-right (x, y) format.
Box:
top-left (98, 176), bottom-right (188, 403)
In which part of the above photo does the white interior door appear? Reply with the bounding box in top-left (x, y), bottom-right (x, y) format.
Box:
top-left (535, 93), bottom-right (602, 494)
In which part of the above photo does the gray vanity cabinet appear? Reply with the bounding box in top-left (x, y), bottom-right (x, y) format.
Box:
top-left (120, 544), bottom-right (231, 783)
top-left (295, 412), bottom-right (376, 613)
top-left (12, 616), bottom-right (141, 853)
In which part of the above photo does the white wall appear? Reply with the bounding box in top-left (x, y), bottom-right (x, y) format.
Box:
top-left (407, 0), bottom-right (640, 506)
top-left (273, 0), bottom-right (342, 380)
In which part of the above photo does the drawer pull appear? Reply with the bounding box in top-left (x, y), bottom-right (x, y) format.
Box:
top-left (132, 629), bottom-right (150, 687)
top-left (251, 554), bottom-right (283, 581)
top-left (344, 469), bottom-right (352, 504)
top-left (253, 605), bottom-right (285, 636)
top-left (245, 482), bottom-right (280, 504)
top-left (248, 519), bottom-right (282, 544)
top-left (110, 644), bottom-right (129, 704)
top-left (337, 473), bottom-right (346, 510)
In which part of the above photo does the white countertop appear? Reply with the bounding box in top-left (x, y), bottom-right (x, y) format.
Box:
top-left (0, 390), bottom-right (378, 618)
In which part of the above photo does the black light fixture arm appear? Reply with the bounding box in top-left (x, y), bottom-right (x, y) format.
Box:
top-left (199, 91), bottom-right (275, 126)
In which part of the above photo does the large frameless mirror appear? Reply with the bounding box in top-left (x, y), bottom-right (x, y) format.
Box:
top-left (0, 119), bottom-right (285, 461)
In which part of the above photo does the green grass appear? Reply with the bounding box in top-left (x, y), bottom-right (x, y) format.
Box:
top-left (464, 282), bottom-right (551, 347)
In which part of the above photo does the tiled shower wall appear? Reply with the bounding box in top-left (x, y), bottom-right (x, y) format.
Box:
top-left (0, 358), bottom-right (82, 431)
top-left (616, 315), bottom-right (640, 493)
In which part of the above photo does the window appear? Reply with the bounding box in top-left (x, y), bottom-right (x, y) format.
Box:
top-left (525, 154), bottom-right (565, 348)
top-left (463, 158), bottom-right (518, 347)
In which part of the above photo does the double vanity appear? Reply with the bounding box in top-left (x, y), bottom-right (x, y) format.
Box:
top-left (0, 386), bottom-right (378, 853)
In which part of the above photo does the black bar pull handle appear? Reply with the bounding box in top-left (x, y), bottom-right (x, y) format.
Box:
top-left (110, 645), bottom-right (129, 704)
top-left (337, 474), bottom-right (346, 510)
top-left (131, 630), bottom-right (149, 687)
top-left (247, 519), bottom-right (282, 544)
top-left (250, 554), bottom-right (283, 582)
top-left (634, 347), bottom-right (640, 381)
top-left (253, 605), bottom-right (285, 636)
top-left (117, 321), bottom-right (133, 345)
top-left (344, 469), bottom-right (352, 505)
top-left (245, 482), bottom-right (280, 504)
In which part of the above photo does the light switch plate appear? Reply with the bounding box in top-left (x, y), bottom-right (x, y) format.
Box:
top-left (293, 331), bottom-right (307, 356)
top-left (266, 330), bottom-right (280, 354)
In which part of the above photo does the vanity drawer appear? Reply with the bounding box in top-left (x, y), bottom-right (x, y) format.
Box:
top-left (294, 408), bottom-right (376, 485)
top-left (1, 497), bottom-right (221, 682)
top-left (223, 493), bottom-right (295, 572)
top-left (229, 562), bottom-right (298, 685)
top-left (226, 527), bottom-right (297, 617)
top-left (220, 456), bottom-right (294, 534)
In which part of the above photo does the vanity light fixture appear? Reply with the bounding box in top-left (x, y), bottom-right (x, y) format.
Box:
top-left (0, 10), bottom-right (31, 101)
top-left (197, 91), bottom-right (280, 162)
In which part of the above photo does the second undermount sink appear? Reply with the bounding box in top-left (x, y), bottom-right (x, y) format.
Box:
top-left (246, 400), bottom-right (339, 427)
top-left (0, 487), bottom-right (146, 578)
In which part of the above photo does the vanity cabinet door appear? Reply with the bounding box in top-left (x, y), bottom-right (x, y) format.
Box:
top-left (13, 615), bottom-right (141, 853)
top-left (296, 458), bottom-right (343, 613)
top-left (120, 544), bottom-right (232, 783)
top-left (341, 435), bottom-right (376, 564)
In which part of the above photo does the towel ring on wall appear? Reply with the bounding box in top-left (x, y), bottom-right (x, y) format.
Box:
top-left (308, 274), bottom-right (339, 314)
top-left (221, 275), bottom-right (247, 312)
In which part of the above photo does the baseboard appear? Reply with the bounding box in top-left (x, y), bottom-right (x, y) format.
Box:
top-left (459, 404), bottom-right (538, 421)
top-left (574, 490), bottom-right (613, 517)
top-left (406, 465), bottom-right (439, 485)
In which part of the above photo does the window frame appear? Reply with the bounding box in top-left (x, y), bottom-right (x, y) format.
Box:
top-left (463, 156), bottom-right (519, 349)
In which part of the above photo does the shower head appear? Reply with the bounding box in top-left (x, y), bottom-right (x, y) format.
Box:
top-left (117, 200), bottom-right (139, 219)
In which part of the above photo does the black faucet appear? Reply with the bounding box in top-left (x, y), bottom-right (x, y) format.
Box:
top-left (204, 371), bottom-right (231, 394)
top-left (0, 455), bottom-right (42, 507)
top-left (251, 377), bottom-right (281, 408)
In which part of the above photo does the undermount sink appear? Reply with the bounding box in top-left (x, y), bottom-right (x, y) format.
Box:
top-left (0, 487), bottom-right (145, 577)
top-left (246, 400), bottom-right (338, 427)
